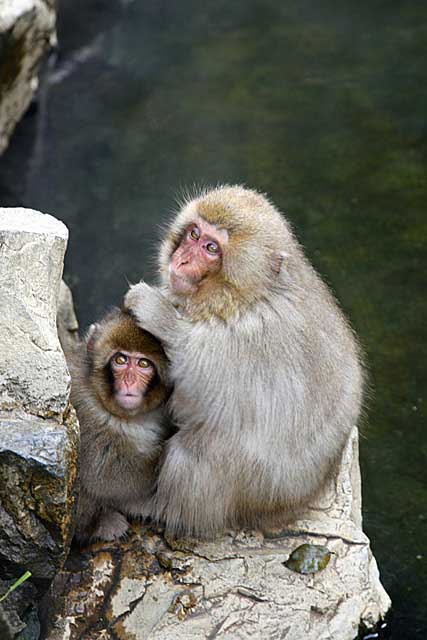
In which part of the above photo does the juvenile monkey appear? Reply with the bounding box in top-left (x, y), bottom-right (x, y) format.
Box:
top-left (65, 308), bottom-right (171, 542)
top-left (124, 185), bottom-right (364, 538)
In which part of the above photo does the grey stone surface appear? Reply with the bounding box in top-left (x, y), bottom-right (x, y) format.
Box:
top-left (0, 0), bottom-right (56, 153)
top-left (0, 412), bottom-right (78, 576)
top-left (0, 207), bottom-right (79, 637)
top-left (57, 280), bottom-right (79, 352)
top-left (44, 429), bottom-right (391, 640)
top-left (0, 208), bottom-right (69, 416)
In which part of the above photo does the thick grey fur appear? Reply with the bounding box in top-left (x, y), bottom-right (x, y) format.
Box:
top-left (124, 186), bottom-right (364, 538)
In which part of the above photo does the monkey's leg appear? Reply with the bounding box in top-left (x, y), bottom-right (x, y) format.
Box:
top-left (91, 510), bottom-right (130, 542)
top-left (124, 282), bottom-right (181, 351)
top-left (74, 489), bottom-right (100, 543)
top-left (155, 438), bottom-right (231, 538)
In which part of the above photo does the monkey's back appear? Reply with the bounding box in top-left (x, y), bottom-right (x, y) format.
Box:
top-left (166, 253), bottom-right (363, 515)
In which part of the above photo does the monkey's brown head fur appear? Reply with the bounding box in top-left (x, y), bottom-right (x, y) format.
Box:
top-left (86, 308), bottom-right (170, 419)
top-left (159, 185), bottom-right (295, 321)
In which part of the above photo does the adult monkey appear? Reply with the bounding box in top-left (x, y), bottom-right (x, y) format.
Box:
top-left (124, 185), bottom-right (364, 538)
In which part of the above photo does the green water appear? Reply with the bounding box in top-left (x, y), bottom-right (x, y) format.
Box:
top-left (0, 1), bottom-right (425, 636)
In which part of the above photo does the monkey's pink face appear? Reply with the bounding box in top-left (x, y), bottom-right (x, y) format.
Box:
top-left (110, 350), bottom-right (155, 412)
top-left (169, 217), bottom-right (228, 295)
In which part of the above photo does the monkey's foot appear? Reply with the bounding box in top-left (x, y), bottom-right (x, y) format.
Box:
top-left (92, 511), bottom-right (130, 542)
top-left (126, 497), bottom-right (156, 520)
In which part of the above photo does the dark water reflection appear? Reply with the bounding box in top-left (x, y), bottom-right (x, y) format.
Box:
top-left (0, 1), bottom-right (426, 636)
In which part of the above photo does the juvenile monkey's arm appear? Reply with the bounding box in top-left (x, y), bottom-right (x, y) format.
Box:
top-left (124, 282), bottom-right (180, 351)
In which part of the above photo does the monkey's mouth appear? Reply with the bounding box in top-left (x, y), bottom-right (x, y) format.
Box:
top-left (169, 270), bottom-right (199, 295)
top-left (116, 393), bottom-right (142, 410)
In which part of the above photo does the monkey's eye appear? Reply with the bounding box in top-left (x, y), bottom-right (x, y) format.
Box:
top-left (113, 353), bottom-right (127, 366)
top-left (138, 358), bottom-right (152, 369)
top-left (206, 241), bottom-right (219, 254)
top-left (190, 226), bottom-right (200, 240)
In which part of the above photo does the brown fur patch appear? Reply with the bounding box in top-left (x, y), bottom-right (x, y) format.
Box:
top-left (89, 308), bottom-right (170, 419)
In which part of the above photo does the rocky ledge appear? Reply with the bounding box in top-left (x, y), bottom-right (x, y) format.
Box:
top-left (43, 428), bottom-right (390, 640)
top-left (0, 208), bottom-right (78, 637)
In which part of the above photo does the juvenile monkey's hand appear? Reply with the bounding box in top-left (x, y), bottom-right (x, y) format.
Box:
top-left (91, 511), bottom-right (129, 542)
top-left (124, 282), bottom-right (179, 348)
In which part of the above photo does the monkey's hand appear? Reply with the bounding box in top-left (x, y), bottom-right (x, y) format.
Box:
top-left (124, 282), bottom-right (180, 350)
top-left (126, 496), bottom-right (155, 520)
top-left (91, 511), bottom-right (129, 542)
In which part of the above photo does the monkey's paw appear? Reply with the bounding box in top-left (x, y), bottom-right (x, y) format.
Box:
top-left (126, 497), bottom-right (155, 520)
top-left (92, 511), bottom-right (129, 542)
top-left (124, 282), bottom-right (158, 314)
top-left (124, 282), bottom-right (178, 343)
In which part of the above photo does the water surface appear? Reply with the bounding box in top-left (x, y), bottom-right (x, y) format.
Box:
top-left (0, 1), bottom-right (425, 636)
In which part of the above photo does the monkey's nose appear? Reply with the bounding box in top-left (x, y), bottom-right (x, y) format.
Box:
top-left (124, 375), bottom-right (136, 388)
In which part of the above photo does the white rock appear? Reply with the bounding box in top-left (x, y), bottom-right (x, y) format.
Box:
top-left (0, 207), bottom-right (70, 415)
top-left (57, 280), bottom-right (79, 352)
top-left (130, 430), bottom-right (391, 640)
top-left (0, 1), bottom-right (39, 31)
top-left (0, 206), bottom-right (79, 636)
top-left (0, 0), bottom-right (56, 153)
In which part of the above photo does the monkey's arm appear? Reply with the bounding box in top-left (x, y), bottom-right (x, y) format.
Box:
top-left (124, 282), bottom-right (181, 351)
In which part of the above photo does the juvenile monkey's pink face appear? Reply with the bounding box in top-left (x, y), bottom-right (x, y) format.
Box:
top-left (110, 350), bottom-right (155, 412)
top-left (169, 217), bottom-right (228, 295)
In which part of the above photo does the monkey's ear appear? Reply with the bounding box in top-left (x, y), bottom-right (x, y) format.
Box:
top-left (86, 323), bottom-right (99, 352)
top-left (271, 251), bottom-right (288, 275)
